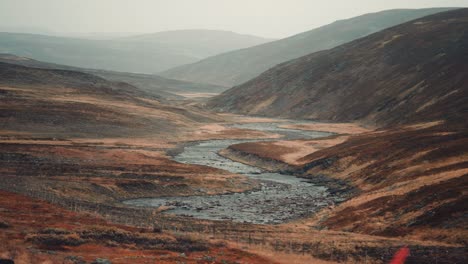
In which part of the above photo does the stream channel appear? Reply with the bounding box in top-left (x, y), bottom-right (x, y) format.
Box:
top-left (124, 121), bottom-right (344, 224)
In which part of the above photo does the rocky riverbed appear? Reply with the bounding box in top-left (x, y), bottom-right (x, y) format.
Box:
top-left (124, 121), bottom-right (345, 224)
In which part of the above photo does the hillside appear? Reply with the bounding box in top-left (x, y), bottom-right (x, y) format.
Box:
top-left (162, 8), bottom-right (454, 87)
top-left (0, 59), bottom-right (270, 212)
top-left (208, 9), bottom-right (468, 127)
top-left (208, 8), bottom-right (468, 250)
top-left (0, 54), bottom-right (226, 99)
top-left (221, 120), bottom-right (468, 247)
top-left (0, 30), bottom-right (271, 73)
top-left (0, 57), bottom-right (294, 263)
top-left (0, 61), bottom-right (218, 137)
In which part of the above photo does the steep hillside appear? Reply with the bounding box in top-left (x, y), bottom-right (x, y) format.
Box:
top-left (0, 54), bottom-right (226, 99)
top-left (208, 9), bottom-right (468, 127)
top-left (209, 8), bottom-right (468, 248)
top-left (221, 121), bottom-right (467, 245)
top-left (0, 30), bottom-right (270, 73)
top-left (297, 122), bottom-right (467, 242)
top-left (162, 8), bottom-right (454, 87)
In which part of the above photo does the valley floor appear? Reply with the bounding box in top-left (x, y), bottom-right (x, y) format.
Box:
top-left (1, 114), bottom-right (466, 263)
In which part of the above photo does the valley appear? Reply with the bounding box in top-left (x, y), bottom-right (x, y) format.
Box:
top-left (0, 5), bottom-right (467, 264)
top-left (1, 103), bottom-right (465, 262)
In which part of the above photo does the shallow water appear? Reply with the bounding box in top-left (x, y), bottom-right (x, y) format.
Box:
top-left (124, 120), bottom-right (340, 224)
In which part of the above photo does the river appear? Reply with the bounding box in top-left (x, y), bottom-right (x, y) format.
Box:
top-left (124, 121), bottom-right (343, 224)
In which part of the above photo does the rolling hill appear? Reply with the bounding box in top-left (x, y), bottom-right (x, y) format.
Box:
top-left (0, 30), bottom-right (271, 74)
top-left (0, 61), bottom-right (218, 138)
top-left (0, 53), bottom-right (226, 99)
top-left (0, 58), bottom-right (273, 264)
top-left (207, 9), bottom-right (468, 127)
top-left (161, 8), bottom-right (455, 87)
top-left (119, 29), bottom-right (274, 59)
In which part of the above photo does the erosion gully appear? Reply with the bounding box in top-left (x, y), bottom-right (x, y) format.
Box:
top-left (124, 121), bottom-right (344, 224)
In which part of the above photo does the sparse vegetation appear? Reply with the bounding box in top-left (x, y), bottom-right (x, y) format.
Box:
top-left (0, 5), bottom-right (466, 264)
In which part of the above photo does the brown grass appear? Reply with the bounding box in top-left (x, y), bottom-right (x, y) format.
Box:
top-left (0, 190), bottom-right (271, 264)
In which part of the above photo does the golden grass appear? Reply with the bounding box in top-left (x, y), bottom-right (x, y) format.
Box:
top-left (402, 120), bottom-right (444, 130)
top-left (325, 168), bottom-right (467, 212)
top-left (277, 137), bottom-right (349, 165)
top-left (218, 113), bottom-right (279, 123)
top-left (234, 243), bottom-right (337, 264)
top-left (279, 123), bottom-right (372, 134)
top-left (173, 92), bottom-right (219, 98)
top-left (250, 96), bottom-right (278, 113)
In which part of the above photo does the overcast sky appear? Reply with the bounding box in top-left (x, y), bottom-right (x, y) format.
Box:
top-left (1, 0), bottom-right (468, 38)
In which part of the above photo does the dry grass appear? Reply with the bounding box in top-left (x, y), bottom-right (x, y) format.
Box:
top-left (0, 190), bottom-right (270, 264)
top-left (279, 123), bottom-right (372, 134)
top-left (295, 123), bottom-right (468, 245)
top-left (231, 243), bottom-right (337, 264)
top-left (173, 92), bottom-right (219, 98)
top-left (225, 135), bottom-right (350, 166)
top-left (218, 113), bottom-right (279, 123)
top-left (0, 134), bottom-right (261, 205)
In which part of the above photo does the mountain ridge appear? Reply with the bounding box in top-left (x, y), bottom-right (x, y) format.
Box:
top-left (161, 8), bottom-right (456, 87)
top-left (0, 29), bottom-right (271, 74)
top-left (207, 8), bottom-right (468, 127)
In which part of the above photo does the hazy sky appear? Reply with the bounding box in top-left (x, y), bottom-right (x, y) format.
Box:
top-left (1, 0), bottom-right (468, 38)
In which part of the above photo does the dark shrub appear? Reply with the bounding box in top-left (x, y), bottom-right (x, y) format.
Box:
top-left (0, 221), bottom-right (10, 229)
top-left (27, 233), bottom-right (85, 247)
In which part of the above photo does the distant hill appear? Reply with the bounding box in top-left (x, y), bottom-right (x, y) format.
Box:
top-left (0, 61), bottom-right (151, 99)
top-left (162, 8), bottom-right (455, 87)
top-left (0, 30), bottom-right (271, 74)
top-left (0, 54), bottom-right (226, 99)
top-left (207, 9), bottom-right (468, 127)
top-left (119, 30), bottom-right (274, 59)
